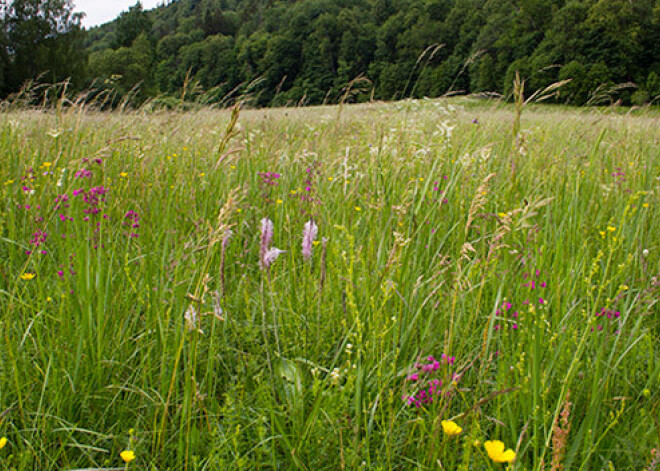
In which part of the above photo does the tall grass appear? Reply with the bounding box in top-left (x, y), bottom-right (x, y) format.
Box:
top-left (0, 97), bottom-right (659, 470)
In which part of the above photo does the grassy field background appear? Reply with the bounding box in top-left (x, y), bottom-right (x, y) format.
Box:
top-left (1, 98), bottom-right (660, 470)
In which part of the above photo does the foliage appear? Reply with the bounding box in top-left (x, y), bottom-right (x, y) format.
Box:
top-left (1, 0), bottom-right (86, 95)
top-left (4, 0), bottom-right (660, 106)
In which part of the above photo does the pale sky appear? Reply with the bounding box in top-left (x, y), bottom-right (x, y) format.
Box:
top-left (74, 1), bottom-right (162, 28)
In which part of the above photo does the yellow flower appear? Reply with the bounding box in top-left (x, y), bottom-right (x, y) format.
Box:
top-left (43, 162), bottom-right (52, 168)
top-left (607, 226), bottom-right (616, 232)
top-left (120, 172), bottom-right (129, 178)
top-left (599, 231), bottom-right (606, 238)
top-left (484, 440), bottom-right (516, 463)
top-left (20, 273), bottom-right (36, 281)
top-left (643, 203), bottom-right (649, 208)
top-left (120, 450), bottom-right (135, 463)
top-left (276, 199), bottom-right (283, 204)
top-left (0, 437), bottom-right (7, 449)
top-left (498, 212), bottom-right (507, 218)
top-left (327, 176), bottom-right (334, 181)
top-left (4, 179), bottom-right (14, 185)
top-left (441, 420), bottom-right (462, 436)
top-left (46, 297), bottom-right (52, 302)
top-left (354, 206), bottom-right (362, 211)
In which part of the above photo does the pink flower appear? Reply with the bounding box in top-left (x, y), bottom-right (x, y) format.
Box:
top-left (259, 218), bottom-right (274, 269)
top-left (263, 247), bottom-right (285, 268)
top-left (302, 220), bottom-right (318, 260)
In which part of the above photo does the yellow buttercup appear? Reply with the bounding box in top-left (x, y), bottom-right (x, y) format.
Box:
top-left (484, 440), bottom-right (516, 463)
top-left (441, 420), bottom-right (463, 436)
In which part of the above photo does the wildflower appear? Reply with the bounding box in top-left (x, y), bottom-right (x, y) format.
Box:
top-left (263, 247), bottom-right (285, 268)
top-left (607, 226), bottom-right (616, 232)
top-left (259, 218), bottom-right (274, 268)
top-left (302, 220), bottom-right (318, 260)
top-left (441, 420), bottom-right (462, 436)
top-left (21, 273), bottom-right (36, 280)
top-left (354, 206), bottom-right (361, 211)
top-left (484, 440), bottom-right (516, 463)
top-left (330, 368), bottom-right (341, 384)
top-left (184, 305), bottom-right (202, 333)
top-left (120, 172), bottom-right (129, 178)
top-left (0, 437), bottom-right (6, 449)
top-left (120, 450), bottom-right (135, 463)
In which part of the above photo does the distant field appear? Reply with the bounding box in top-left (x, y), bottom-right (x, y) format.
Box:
top-left (1, 99), bottom-right (659, 470)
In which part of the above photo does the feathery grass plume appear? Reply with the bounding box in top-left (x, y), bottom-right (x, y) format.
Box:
top-left (302, 220), bottom-right (318, 260)
top-left (550, 391), bottom-right (572, 471)
top-left (465, 173), bottom-right (497, 239)
top-left (512, 71), bottom-right (525, 145)
top-left (214, 105), bottom-right (243, 169)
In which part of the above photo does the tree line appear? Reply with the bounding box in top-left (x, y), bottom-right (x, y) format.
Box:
top-left (3, 0), bottom-right (660, 107)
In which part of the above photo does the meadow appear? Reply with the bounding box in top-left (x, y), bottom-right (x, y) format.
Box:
top-left (0, 98), bottom-right (659, 470)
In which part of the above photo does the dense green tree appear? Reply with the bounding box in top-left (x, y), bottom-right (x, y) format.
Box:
top-left (113, 2), bottom-right (152, 49)
top-left (647, 71), bottom-right (660, 101)
top-left (8, 0), bottom-right (660, 106)
top-left (4, 0), bottom-right (86, 92)
top-left (559, 60), bottom-right (588, 104)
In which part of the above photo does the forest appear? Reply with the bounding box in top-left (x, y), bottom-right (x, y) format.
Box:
top-left (2, 0), bottom-right (660, 107)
